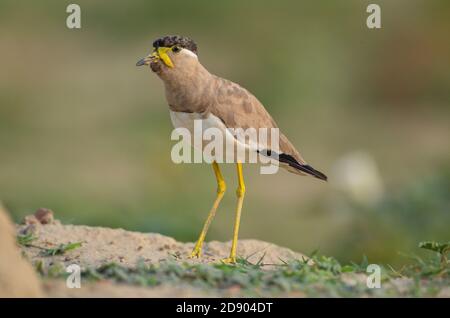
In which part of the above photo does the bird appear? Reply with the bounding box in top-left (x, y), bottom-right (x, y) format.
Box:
top-left (137, 35), bottom-right (327, 263)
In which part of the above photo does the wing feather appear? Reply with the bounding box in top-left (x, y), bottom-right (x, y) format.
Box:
top-left (209, 76), bottom-right (306, 165)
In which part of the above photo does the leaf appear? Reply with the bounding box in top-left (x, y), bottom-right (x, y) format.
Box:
top-left (17, 233), bottom-right (37, 246)
top-left (419, 241), bottom-right (450, 265)
top-left (341, 265), bottom-right (355, 273)
top-left (42, 242), bottom-right (82, 256)
top-left (419, 241), bottom-right (450, 255)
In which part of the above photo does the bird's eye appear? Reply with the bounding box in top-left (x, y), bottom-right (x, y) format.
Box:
top-left (172, 46), bottom-right (181, 53)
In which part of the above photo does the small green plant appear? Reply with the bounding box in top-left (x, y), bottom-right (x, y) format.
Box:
top-left (17, 233), bottom-right (37, 246)
top-left (17, 233), bottom-right (82, 256)
top-left (41, 242), bottom-right (83, 256)
top-left (419, 241), bottom-right (450, 264)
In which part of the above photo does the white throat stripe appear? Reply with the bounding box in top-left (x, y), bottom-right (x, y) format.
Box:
top-left (182, 48), bottom-right (198, 59)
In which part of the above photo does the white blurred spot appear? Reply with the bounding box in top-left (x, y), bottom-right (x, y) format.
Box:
top-left (331, 151), bottom-right (384, 205)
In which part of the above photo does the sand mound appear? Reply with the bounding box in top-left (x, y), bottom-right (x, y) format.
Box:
top-left (18, 217), bottom-right (305, 270)
top-left (12, 209), bottom-right (306, 297)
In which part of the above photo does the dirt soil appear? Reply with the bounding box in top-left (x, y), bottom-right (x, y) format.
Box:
top-left (16, 209), bottom-right (306, 297)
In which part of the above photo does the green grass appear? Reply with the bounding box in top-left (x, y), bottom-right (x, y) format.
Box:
top-left (37, 245), bottom-right (449, 297)
top-left (17, 233), bottom-right (37, 247)
top-left (17, 233), bottom-right (82, 257)
top-left (40, 242), bottom-right (83, 256)
top-left (419, 241), bottom-right (450, 264)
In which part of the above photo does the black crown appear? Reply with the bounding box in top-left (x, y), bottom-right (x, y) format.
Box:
top-left (153, 35), bottom-right (198, 55)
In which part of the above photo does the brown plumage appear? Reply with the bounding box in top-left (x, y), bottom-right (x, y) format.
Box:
top-left (142, 35), bottom-right (327, 181)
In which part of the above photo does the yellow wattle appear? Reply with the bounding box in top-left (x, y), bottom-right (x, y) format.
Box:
top-left (157, 47), bottom-right (174, 68)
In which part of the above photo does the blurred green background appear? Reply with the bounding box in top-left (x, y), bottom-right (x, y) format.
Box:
top-left (0, 0), bottom-right (449, 265)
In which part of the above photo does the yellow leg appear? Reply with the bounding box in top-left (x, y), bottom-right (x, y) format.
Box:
top-left (222, 163), bottom-right (246, 264)
top-left (189, 161), bottom-right (226, 258)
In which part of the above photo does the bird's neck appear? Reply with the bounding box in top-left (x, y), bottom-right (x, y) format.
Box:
top-left (162, 63), bottom-right (214, 113)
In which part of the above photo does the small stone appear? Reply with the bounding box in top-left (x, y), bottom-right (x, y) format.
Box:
top-left (34, 208), bottom-right (54, 224)
top-left (23, 215), bottom-right (39, 225)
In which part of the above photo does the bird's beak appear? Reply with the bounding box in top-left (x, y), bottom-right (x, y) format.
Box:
top-left (136, 51), bottom-right (158, 66)
top-left (136, 47), bottom-right (174, 68)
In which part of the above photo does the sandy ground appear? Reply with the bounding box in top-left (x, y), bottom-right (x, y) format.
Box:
top-left (15, 209), bottom-right (306, 297)
top-left (17, 222), bottom-right (305, 269)
top-left (5, 208), bottom-right (448, 298)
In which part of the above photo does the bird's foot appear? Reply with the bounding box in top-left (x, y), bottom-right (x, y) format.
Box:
top-left (221, 257), bottom-right (237, 264)
top-left (188, 246), bottom-right (202, 259)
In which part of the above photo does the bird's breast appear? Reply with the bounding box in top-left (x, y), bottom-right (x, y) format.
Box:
top-left (169, 111), bottom-right (226, 136)
top-left (169, 110), bottom-right (257, 163)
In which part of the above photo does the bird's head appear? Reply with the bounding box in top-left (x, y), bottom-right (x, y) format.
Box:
top-left (136, 35), bottom-right (198, 76)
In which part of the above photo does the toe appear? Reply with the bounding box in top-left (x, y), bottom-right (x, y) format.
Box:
top-left (221, 257), bottom-right (237, 264)
top-left (188, 248), bottom-right (202, 259)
